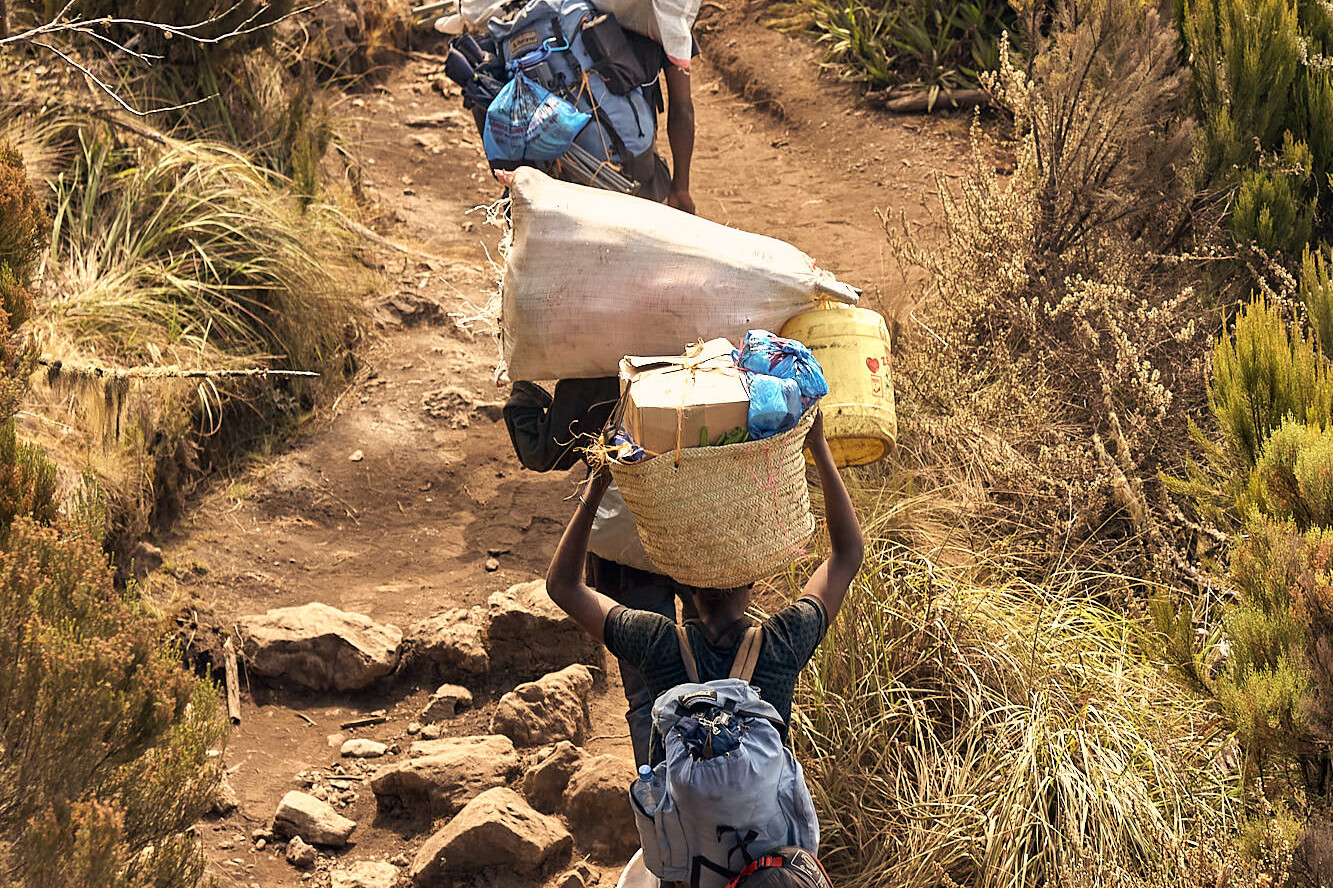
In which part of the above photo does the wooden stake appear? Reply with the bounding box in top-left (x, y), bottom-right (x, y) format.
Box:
top-left (339, 715), bottom-right (389, 730)
top-left (223, 637), bottom-right (242, 725)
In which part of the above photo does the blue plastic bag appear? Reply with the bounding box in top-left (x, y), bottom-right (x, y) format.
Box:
top-left (747, 374), bottom-right (803, 439)
top-left (482, 73), bottom-right (592, 163)
top-left (733, 330), bottom-right (828, 407)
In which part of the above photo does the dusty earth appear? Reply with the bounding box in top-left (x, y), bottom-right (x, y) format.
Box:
top-left (155, 5), bottom-right (973, 886)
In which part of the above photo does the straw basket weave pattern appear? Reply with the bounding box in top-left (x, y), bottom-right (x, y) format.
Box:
top-left (609, 409), bottom-right (817, 588)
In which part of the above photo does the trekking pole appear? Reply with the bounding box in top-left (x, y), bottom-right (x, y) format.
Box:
top-left (563, 143), bottom-right (635, 193)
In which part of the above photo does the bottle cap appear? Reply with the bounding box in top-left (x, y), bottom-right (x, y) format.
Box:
top-left (638, 764), bottom-right (652, 779)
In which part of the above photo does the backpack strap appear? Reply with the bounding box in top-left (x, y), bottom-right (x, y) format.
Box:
top-left (675, 625), bottom-right (700, 683)
top-left (728, 626), bottom-right (763, 682)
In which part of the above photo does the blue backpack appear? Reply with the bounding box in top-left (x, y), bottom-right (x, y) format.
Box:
top-left (485, 0), bottom-right (657, 173)
top-left (631, 626), bottom-right (821, 888)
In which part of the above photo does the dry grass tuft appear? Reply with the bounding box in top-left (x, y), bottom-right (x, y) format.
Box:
top-left (792, 537), bottom-right (1237, 888)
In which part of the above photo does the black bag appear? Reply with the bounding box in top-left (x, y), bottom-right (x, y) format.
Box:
top-left (581, 13), bottom-right (653, 95)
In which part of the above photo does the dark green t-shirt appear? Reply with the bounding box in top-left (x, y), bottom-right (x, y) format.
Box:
top-left (603, 598), bottom-right (828, 758)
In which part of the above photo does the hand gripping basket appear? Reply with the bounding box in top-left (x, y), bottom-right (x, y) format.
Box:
top-left (609, 409), bottom-right (817, 588)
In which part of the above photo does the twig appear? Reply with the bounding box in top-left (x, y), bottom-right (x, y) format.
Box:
top-left (33, 40), bottom-right (217, 118)
top-left (295, 712), bottom-right (318, 727)
top-left (223, 637), bottom-right (242, 725)
top-left (336, 215), bottom-right (455, 265)
top-left (340, 715), bottom-right (388, 730)
top-left (867, 88), bottom-right (989, 114)
top-left (38, 356), bottom-right (319, 380)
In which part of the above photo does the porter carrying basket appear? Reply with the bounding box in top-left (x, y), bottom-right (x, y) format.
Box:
top-left (609, 409), bottom-right (817, 588)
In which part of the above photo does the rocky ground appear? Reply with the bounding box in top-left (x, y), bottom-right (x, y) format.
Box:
top-left (149, 4), bottom-right (975, 886)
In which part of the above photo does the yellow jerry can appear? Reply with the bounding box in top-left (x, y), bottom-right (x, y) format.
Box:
top-left (781, 302), bottom-right (897, 467)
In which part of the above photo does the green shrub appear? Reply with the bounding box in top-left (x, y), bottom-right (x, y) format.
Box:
top-left (1178, 0), bottom-right (1333, 254)
top-left (1301, 243), bottom-right (1333, 360)
top-left (1245, 418), bottom-right (1333, 528)
top-left (1207, 297), bottom-right (1333, 469)
top-left (1231, 159), bottom-right (1313, 260)
top-left (789, 0), bottom-right (1013, 93)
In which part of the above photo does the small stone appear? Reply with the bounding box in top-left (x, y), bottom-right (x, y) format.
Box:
top-left (484, 557), bottom-right (500, 572)
top-left (330, 860), bottom-right (399, 888)
top-left (218, 839), bottom-right (235, 850)
top-left (409, 788), bottom-right (572, 882)
top-left (490, 665), bottom-right (593, 747)
top-left (521, 741), bottom-right (586, 814)
top-left (562, 755), bottom-right (640, 860)
top-left (370, 734), bottom-right (519, 816)
top-left (237, 603), bottom-right (402, 692)
top-left (350, 449), bottom-right (364, 461)
top-left (327, 732), bottom-right (348, 748)
top-left (486, 581), bottom-right (604, 680)
top-left (286, 836), bottom-right (317, 869)
top-left (273, 791), bottom-right (357, 847)
top-left (390, 853), bottom-right (410, 867)
top-left (255, 838), bottom-right (267, 851)
top-left (407, 722), bottom-right (422, 735)
top-left (419, 683), bottom-right (474, 722)
top-left (403, 607), bottom-right (489, 679)
top-left (210, 776), bottom-right (240, 816)
top-left (403, 187), bottom-right (416, 196)
top-left (341, 738), bottom-right (389, 758)
top-left (420, 724), bottom-right (442, 740)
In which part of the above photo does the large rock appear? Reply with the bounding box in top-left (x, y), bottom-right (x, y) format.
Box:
top-left (330, 860), bottom-right (399, 888)
top-left (238, 602), bottom-right (402, 692)
top-left (521, 741), bottom-right (587, 814)
top-left (487, 580), bottom-right (604, 680)
top-left (419, 683), bottom-right (473, 723)
top-left (273, 791), bottom-right (357, 847)
top-left (562, 755), bottom-right (640, 861)
top-left (371, 734), bottom-right (519, 815)
top-left (490, 664), bottom-right (593, 747)
top-left (404, 607), bottom-right (489, 679)
top-left (409, 788), bottom-right (572, 884)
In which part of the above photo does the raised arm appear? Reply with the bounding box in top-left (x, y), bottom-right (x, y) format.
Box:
top-left (664, 63), bottom-right (694, 215)
top-left (545, 469), bottom-right (621, 641)
top-left (799, 411), bottom-right (864, 623)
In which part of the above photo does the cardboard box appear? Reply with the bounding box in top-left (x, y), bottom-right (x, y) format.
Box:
top-left (619, 338), bottom-right (750, 455)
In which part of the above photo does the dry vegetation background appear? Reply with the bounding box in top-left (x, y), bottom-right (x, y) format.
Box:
top-left (5, 0), bottom-right (1333, 885)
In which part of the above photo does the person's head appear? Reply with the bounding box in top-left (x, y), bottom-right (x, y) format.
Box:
top-left (685, 583), bottom-right (754, 616)
top-left (724, 848), bottom-right (832, 888)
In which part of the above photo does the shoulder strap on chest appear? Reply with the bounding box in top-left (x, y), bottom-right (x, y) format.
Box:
top-left (728, 626), bottom-right (763, 682)
top-left (675, 624), bottom-right (699, 683)
top-left (676, 623), bottom-right (764, 685)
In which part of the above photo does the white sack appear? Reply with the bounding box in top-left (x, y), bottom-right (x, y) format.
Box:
top-left (590, 0), bottom-right (699, 67)
top-left (500, 167), bottom-right (858, 381)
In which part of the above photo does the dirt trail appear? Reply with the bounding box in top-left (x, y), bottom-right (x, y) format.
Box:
top-left (163, 21), bottom-right (970, 886)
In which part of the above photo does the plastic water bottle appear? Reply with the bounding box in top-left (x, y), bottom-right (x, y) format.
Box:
top-left (630, 764), bottom-right (663, 818)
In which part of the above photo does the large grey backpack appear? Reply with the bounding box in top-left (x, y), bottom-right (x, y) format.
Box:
top-left (630, 626), bottom-right (820, 888)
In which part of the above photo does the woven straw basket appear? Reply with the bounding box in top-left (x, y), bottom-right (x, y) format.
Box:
top-left (609, 409), bottom-right (817, 588)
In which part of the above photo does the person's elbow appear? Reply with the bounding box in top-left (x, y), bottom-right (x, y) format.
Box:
top-left (834, 529), bottom-right (865, 576)
top-left (545, 562), bottom-right (578, 610)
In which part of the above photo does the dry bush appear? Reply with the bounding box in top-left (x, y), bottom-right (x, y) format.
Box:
top-left (888, 0), bottom-right (1214, 578)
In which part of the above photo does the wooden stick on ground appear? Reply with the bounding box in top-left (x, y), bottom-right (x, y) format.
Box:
top-left (222, 637), bottom-right (242, 725)
top-left (340, 715), bottom-right (389, 730)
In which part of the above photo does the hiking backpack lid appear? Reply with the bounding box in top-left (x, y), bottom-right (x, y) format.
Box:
top-left (630, 626), bottom-right (820, 888)
top-left (485, 0), bottom-right (656, 165)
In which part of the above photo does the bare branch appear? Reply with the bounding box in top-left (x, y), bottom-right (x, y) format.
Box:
top-left (0, 1), bottom-right (326, 49)
top-left (33, 40), bottom-right (216, 117)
